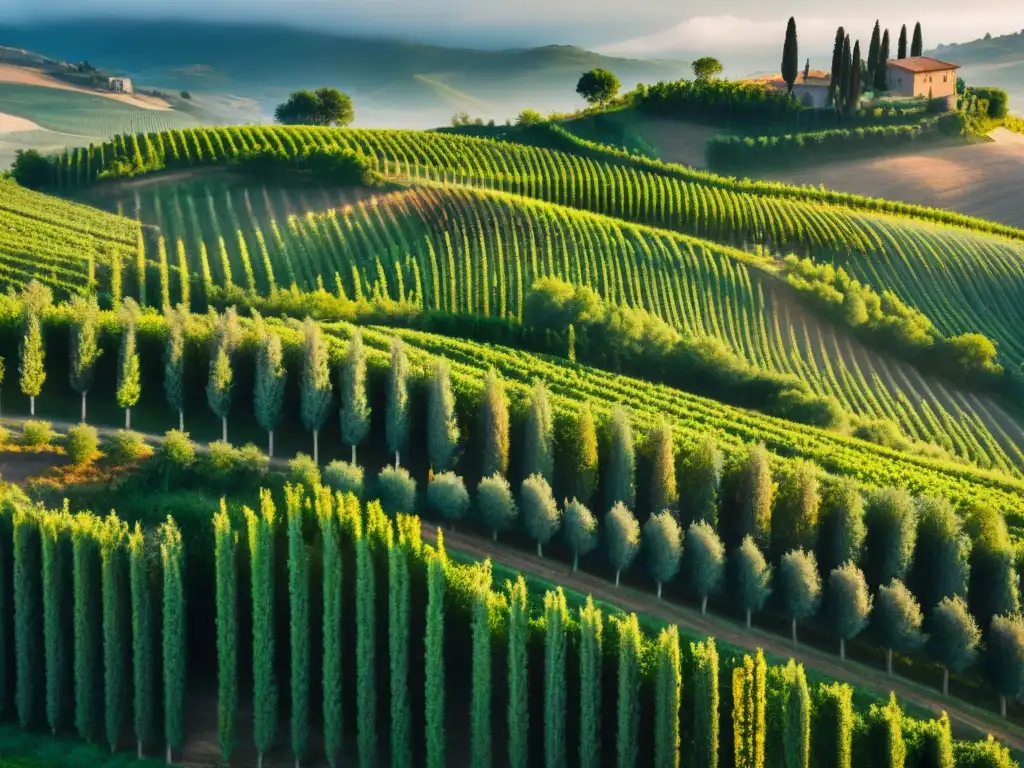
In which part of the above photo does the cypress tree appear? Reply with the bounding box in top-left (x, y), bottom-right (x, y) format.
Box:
top-left (477, 474), bottom-right (518, 542)
top-left (966, 506), bottom-right (1020, 632)
top-left (213, 504), bottom-right (237, 763)
top-left (207, 335), bottom-right (234, 444)
top-left (72, 514), bottom-right (101, 742)
top-left (427, 359), bottom-right (459, 472)
top-left (544, 588), bottom-right (568, 768)
top-left (563, 498), bottom-right (598, 571)
top-left (828, 561), bottom-right (872, 661)
top-left (898, 25), bottom-right (908, 59)
top-left (813, 683), bottom-right (853, 768)
top-left (686, 520), bottom-right (726, 614)
top-left (386, 337), bottom-right (410, 467)
top-left (579, 596), bottom-right (602, 768)
top-left (654, 625), bottom-right (681, 768)
top-left (863, 488), bottom-right (917, 589)
top-left (876, 30), bottom-right (891, 91)
top-left (13, 505), bottom-right (40, 729)
top-left (987, 614), bottom-right (1024, 718)
top-left (848, 40), bottom-right (862, 114)
top-left (732, 651), bottom-right (766, 768)
top-left (606, 406), bottom-right (635, 511)
top-left (507, 577), bottom-right (529, 768)
top-left (911, 22), bottom-right (923, 57)
top-left (649, 419), bottom-right (677, 514)
top-left (163, 305), bottom-right (187, 432)
top-left (816, 478), bottom-right (865, 578)
top-left (781, 17), bottom-right (799, 93)
top-left (606, 502), bottom-right (640, 587)
top-left (246, 492), bottom-right (277, 768)
top-left (317, 489), bottom-right (343, 767)
top-left (286, 485), bottom-right (310, 766)
top-left (865, 693), bottom-right (906, 768)
top-left (390, 518), bottom-right (412, 768)
top-left (341, 330), bottom-right (371, 464)
top-left (736, 443), bottom-right (772, 550)
top-left (781, 662), bottom-right (811, 768)
top-left (356, 506), bottom-right (376, 768)
top-left (480, 369), bottom-right (510, 478)
top-left (300, 319), bottom-right (333, 465)
top-left (566, 403), bottom-right (599, 505)
top-left (771, 460), bottom-right (819, 562)
top-left (616, 614), bottom-right (642, 768)
top-left (644, 510), bottom-right (682, 599)
top-left (117, 300), bottom-right (141, 430)
top-left (928, 596), bottom-right (980, 696)
top-left (691, 638), bottom-right (719, 768)
top-left (909, 497), bottom-right (970, 616)
top-left (521, 474), bottom-right (561, 557)
top-left (868, 21), bottom-right (881, 88)
top-left (523, 379), bottom-right (554, 483)
top-left (41, 512), bottom-right (70, 736)
top-left (917, 712), bottom-right (953, 767)
top-left (19, 311), bottom-right (46, 417)
top-left (839, 35), bottom-right (852, 114)
top-left (735, 536), bottom-right (772, 629)
top-left (873, 579), bottom-right (924, 676)
top-left (680, 434), bottom-right (722, 527)
top-left (68, 294), bottom-right (102, 423)
top-left (159, 517), bottom-right (185, 764)
top-left (472, 572), bottom-right (492, 768)
top-left (829, 26), bottom-right (846, 105)
top-left (254, 325), bottom-right (286, 458)
top-left (425, 545), bottom-right (446, 768)
top-left (778, 549), bottom-right (822, 646)
top-left (100, 515), bottom-right (129, 753)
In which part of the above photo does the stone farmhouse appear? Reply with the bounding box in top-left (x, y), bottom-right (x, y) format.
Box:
top-left (886, 56), bottom-right (959, 109)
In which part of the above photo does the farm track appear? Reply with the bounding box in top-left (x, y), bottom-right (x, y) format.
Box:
top-left (4, 414), bottom-right (1024, 757)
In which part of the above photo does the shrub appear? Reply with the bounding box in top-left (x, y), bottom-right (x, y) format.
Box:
top-left (324, 460), bottom-right (364, 497)
top-left (377, 466), bottom-right (417, 515)
top-left (0, 425), bottom-right (9, 448)
top-left (200, 441), bottom-right (238, 484)
top-left (105, 430), bottom-right (151, 464)
top-left (21, 420), bottom-right (54, 448)
top-left (288, 453), bottom-right (321, 489)
top-left (235, 443), bottom-right (270, 482)
top-left (65, 423), bottom-right (100, 465)
top-left (427, 472), bottom-right (470, 521)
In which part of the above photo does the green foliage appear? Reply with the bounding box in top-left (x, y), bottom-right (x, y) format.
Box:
top-left (521, 474), bottom-right (560, 556)
top-left (954, 735), bottom-right (1017, 768)
top-left (653, 625), bottom-right (681, 768)
top-left (245, 492), bottom-right (277, 763)
top-left (616, 614), bottom-right (642, 768)
top-left (864, 694), bottom-right (906, 768)
top-left (152, 430), bottom-right (195, 491)
top-left (355, 510), bottom-right (376, 768)
top-left (507, 577), bottom-right (529, 768)
top-left (324, 460), bottom-right (364, 497)
top-left (606, 502), bottom-right (640, 586)
top-left (318, 490), bottom-right (343, 767)
top-left (680, 435), bottom-right (722, 527)
top-left (563, 498), bottom-right (598, 571)
top-left (691, 638), bottom-right (719, 768)
top-left (782, 17), bottom-right (799, 92)
top-left (427, 359), bottom-right (459, 472)
top-left (40, 512), bottom-right (69, 736)
top-left (564, 403), bottom-right (599, 505)
top-left (212, 504), bottom-right (236, 762)
top-left (128, 525), bottom-right (155, 755)
top-left (643, 510), bottom-right (682, 596)
top-left (909, 497), bottom-right (970, 615)
top-left (71, 515), bottom-right (101, 742)
top-left (20, 420), bottom-right (53, 449)
top-left (779, 662), bottom-right (810, 768)
top-left (427, 472), bottom-right (469, 521)
top-left (827, 562), bottom-right (871, 652)
top-left (778, 549), bottom-right (822, 641)
top-left (386, 338), bottom-right (410, 465)
top-left (579, 596), bottom-right (602, 768)
top-left (873, 579), bottom-right (924, 664)
top-left (576, 68), bottom-right (621, 106)
top-left (985, 613), bottom-right (1024, 710)
top-left (736, 444), bottom-right (773, 550)
top-left (376, 466), bottom-right (417, 515)
top-left (522, 379), bottom-right (554, 483)
top-left (65, 424), bottom-right (99, 466)
top-left (286, 486), bottom-right (309, 763)
top-left (159, 517), bottom-right (185, 759)
top-left (206, 344), bottom-right (233, 426)
top-left (19, 311), bottom-right (46, 405)
top-left (771, 460), bottom-right (819, 561)
top-left (99, 515), bottom-right (128, 753)
top-left (162, 305), bottom-right (187, 425)
top-left (116, 301), bottom-right (141, 415)
top-left (341, 330), bottom-right (371, 462)
top-left (863, 488), bottom-right (917, 588)
top-left (477, 474), bottom-right (518, 541)
top-left (237, 144), bottom-right (378, 186)
top-left (68, 295), bottom-right (102, 407)
top-left (544, 588), bottom-right (567, 768)
top-left (812, 683), bottom-right (852, 768)
top-left (274, 88), bottom-right (354, 126)
top-left (685, 520), bottom-right (725, 609)
top-left (13, 507), bottom-right (40, 730)
top-left (390, 527), bottom-right (412, 768)
top-left (288, 453), bottom-right (321, 489)
top-left (966, 506), bottom-right (1020, 632)
top-left (928, 595), bottom-right (981, 675)
top-left (731, 650), bottom-right (766, 768)
top-left (734, 536), bottom-right (772, 624)
top-left (11, 149), bottom-right (53, 190)
top-left (606, 406), bottom-right (635, 511)
top-left (906, 712), bottom-right (953, 768)
top-left (649, 419), bottom-right (678, 514)
top-left (425, 549), bottom-right (445, 768)
top-left (300, 318), bottom-right (333, 458)
top-left (253, 322), bottom-right (286, 452)
top-left (816, 478), bottom-right (865, 577)
top-left (480, 369), bottom-right (510, 478)
top-left (692, 57), bottom-right (724, 80)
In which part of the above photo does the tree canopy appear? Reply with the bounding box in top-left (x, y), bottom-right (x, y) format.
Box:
top-left (274, 88), bottom-right (354, 127)
top-left (576, 69), bottom-right (620, 107)
top-left (691, 57), bottom-right (724, 80)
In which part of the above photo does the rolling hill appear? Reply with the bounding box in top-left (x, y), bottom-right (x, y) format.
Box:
top-left (928, 31), bottom-right (1024, 114)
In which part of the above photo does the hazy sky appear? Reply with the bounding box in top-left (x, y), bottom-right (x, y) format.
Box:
top-left (2, 0), bottom-right (1021, 51)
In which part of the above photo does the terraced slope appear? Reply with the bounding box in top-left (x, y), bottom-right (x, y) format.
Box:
top-left (0, 178), bottom-right (140, 293)
top-left (75, 177), bottom-right (1024, 475)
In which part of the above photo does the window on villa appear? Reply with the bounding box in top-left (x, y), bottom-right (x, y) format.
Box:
top-left (944, 73), bottom-right (948, 82)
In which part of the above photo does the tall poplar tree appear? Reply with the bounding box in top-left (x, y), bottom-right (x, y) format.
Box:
top-left (735, 537), bottom-right (773, 629)
top-left (735, 443), bottom-right (773, 550)
top-left (692, 639), bottom-right (719, 768)
top-left (812, 683), bottom-right (853, 768)
top-left (563, 498), bottom-right (598, 572)
top-left (355, 508), bottom-right (376, 768)
top-left (566, 403), bottom-right (599, 505)
top-left (425, 545), bottom-right (446, 768)
top-left (732, 650), bottom-right (767, 768)
top-left (521, 474), bottom-right (561, 557)
top-left (607, 502), bottom-right (640, 587)
top-left (100, 514), bottom-right (129, 754)
top-left (606, 406), bottom-right (635, 511)
top-left (911, 22), bottom-right (923, 57)
top-left (544, 588), bottom-right (568, 768)
top-left (13, 506), bottom-right (41, 730)
top-left (341, 330), bottom-right (371, 464)
top-left (616, 614), bottom-right (642, 768)
top-left (649, 419), bottom-right (677, 514)
top-left (480, 369), bottom-right (510, 478)
top-left (471, 574), bottom-right (492, 768)
top-left (69, 294), bottom-right (102, 423)
top-left (909, 497), bottom-right (970, 616)
top-left (117, 300), bottom-right (142, 429)
top-left (848, 40), bottom-right (862, 114)
top-left (72, 514), bottom-right (101, 743)
top-left (839, 35), bottom-right (852, 114)
top-left (246, 492), bottom-right (277, 768)
top-left (428, 359), bottom-right (459, 472)
top-left (213, 504), bottom-right (237, 763)
top-left (522, 379), bottom-right (554, 483)
top-left (317, 489), bottom-right (343, 767)
top-left (829, 26), bottom-right (846, 105)
top-left (41, 512), bottom-right (70, 736)
top-left (286, 486), bottom-right (310, 766)
top-left (868, 21), bottom-right (881, 87)
top-left (876, 29), bottom-right (891, 91)
top-left (390, 519), bottom-right (412, 768)
top-left (163, 305), bottom-right (187, 431)
top-left (19, 310), bottom-right (45, 417)
top-left (254, 325), bottom-right (286, 458)
top-left (207, 308), bottom-right (240, 444)
top-left (386, 338), bottom-right (410, 467)
top-left (771, 460), bottom-right (819, 562)
top-left (681, 435), bottom-right (722, 527)
top-left (507, 577), bottom-right (529, 768)
top-left (159, 517), bottom-right (185, 765)
top-left (828, 562), bottom-right (872, 661)
top-left (300, 319), bottom-right (333, 465)
top-left (781, 17), bottom-right (799, 94)
top-left (644, 511), bottom-right (682, 599)
top-left (579, 596), bottom-right (602, 768)
top-left (653, 626), bottom-right (681, 768)
top-left (781, 662), bottom-right (811, 768)
top-left (898, 25), bottom-right (908, 59)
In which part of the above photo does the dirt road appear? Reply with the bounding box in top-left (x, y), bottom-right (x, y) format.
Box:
top-left (0, 64), bottom-right (172, 110)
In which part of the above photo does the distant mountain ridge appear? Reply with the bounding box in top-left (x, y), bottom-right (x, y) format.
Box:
top-left (927, 31), bottom-right (1024, 113)
top-left (0, 19), bottom-right (688, 127)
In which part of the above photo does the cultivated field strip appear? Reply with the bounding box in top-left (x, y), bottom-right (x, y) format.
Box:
top-left (319, 321), bottom-right (1024, 529)
top-left (97, 178), bottom-right (1024, 473)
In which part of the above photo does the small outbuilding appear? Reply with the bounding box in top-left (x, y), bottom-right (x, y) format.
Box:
top-left (746, 69), bottom-right (832, 108)
top-left (108, 77), bottom-right (133, 94)
top-left (886, 57), bottom-right (958, 108)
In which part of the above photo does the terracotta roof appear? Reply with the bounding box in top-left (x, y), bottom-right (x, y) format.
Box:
top-left (886, 56), bottom-right (960, 73)
top-left (745, 70), bottom-right (831, 88)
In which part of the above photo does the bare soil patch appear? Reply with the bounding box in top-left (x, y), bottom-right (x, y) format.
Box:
top-left (763, 128), bottom-right (1024, 228)
top-left (0, 112), bottom-right (43, 133)
top-left (0, 450), bottom-right (69, 486)
top-left (632, 117), bottom-right (720, 168)
top-left (0, 64), bottom-right (172, 110)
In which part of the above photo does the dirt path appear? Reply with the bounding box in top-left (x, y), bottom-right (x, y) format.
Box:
top-left (420, 522), bottom-right (1024, 752)
top-left (0, 64), bottom-right (172, 110)
top-left (0, 112), bottom-right (42, 133)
